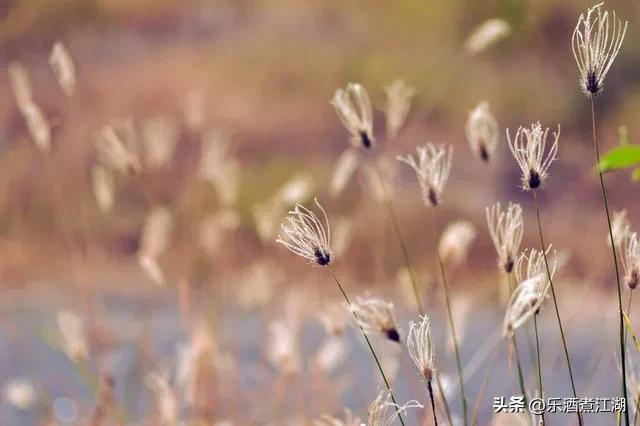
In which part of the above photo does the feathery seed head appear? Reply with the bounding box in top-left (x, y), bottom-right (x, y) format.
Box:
top-left (572, 3), bottom-right (627, 97)
top-left (439, 221), bottom-right (477, 267)
top-left (486, 202), bottom-right (524, 273)
top-left (611, 209), bottom-right (630, 247)
top-left (314, 410), bottom-right (361, 426)
top-left (515, 246), bottom-right (558, 285)
top-left (367, 390), bottom-right (422, 426)
top-left (95, 124), bottom-right (141, 175)
top-left (465, 18), bottom-right (512, 55)
top-left (276, 198), bottom-right (331, 266)
top-left (351, 296), bottom-right (400, 343)
top-left (91, 165), bottom-right (115, 213)
top-left (503, 273), bottom-right (549, 336)
top-left (49, 42), bottom-right (76, 97)
top-left (397, 144), bottom-right (452, 207)
top-left (385, 79), bottom-right (415, 140)
top-left (466, 101), bottom-right (499, 162)
top-left (506, 122), bottom-right (559, 190)
top-left (407, 315), bottom-right (436, 382)
top-left (331, 83), bottom-right (374, 149)
top-left (621, 229), bottom-right (640, 290)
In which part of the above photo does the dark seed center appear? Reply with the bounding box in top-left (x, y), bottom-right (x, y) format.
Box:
top-left (428, 187), bottom-right (439, 206)
top-left (360, 131), bottom-right (372, 149)
top-left (314, 248), bottom-right (331, 266)
top-left (528, 170), bottom-right (541, 189)
top-left (386, 328), bottom-right (400, 343)
top-left (586, 71), bottom-right (600, 95)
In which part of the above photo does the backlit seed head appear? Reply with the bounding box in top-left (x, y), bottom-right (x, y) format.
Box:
top-left (350, 297), bottom-right (400, 343)
top-left (330, 83), bottom-right (374, 149)
top-left (572, 3), bottom-right (627, 97)
top-left (486, 202), bottom-right (524, 273)
top-left (464, 18), bottom-right (512, 55)
top-left (621, 229), bottom-right (640, 290)
top-left (384, 79), bottom-right (415, 140)
top-left (466, 101), bottom-right (499, 162)
top-left (367, 389), bottom-right (423, 426)
top-left (507, 122), bottom-right (559, 191)
top-left (49, 41), bottom-right (76, 97)
top-left (439, 221), bottom-right (477, 267)
top-left (503, 273), bottom-right (549, 336)
top-left (397, 144), bottom-right (452, 207)
top-left (407, 315), bottom-right (436, 382)
top-left (276, 198), bottom-right (332, 266)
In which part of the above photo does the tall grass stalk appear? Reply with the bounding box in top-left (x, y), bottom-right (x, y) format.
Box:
top-left (510, 334), bottom-right (528, 409)
top-left (371, 159), bottom-right (454, 423)
top-left (471, 344), bottom-right (500, 426)
top-left (432, 209), bottom-right (468, 426)
top-left (533, 314), bottom-right (545, 425)
top-left (327, 267), bottom-right (405, 426)
top-left (590, 98), bottom-right (628, 426)
top-left (532, 189), bottom-right (582, 425)
top-left (427, 380), bottom-right (438, 426)
top-left (372, 160), bottom-right (423, 313)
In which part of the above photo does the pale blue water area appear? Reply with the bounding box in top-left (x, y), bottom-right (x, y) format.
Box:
top-left (0, 287), bottom-right (630, 425)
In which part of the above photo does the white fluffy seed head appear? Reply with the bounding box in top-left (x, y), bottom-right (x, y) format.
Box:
top-left (407, 315), bottom-right (436, 382)
top-left (276, 198), bottom-right (332, 266)
top-left (486, 202), bottom-right (524, 273)
top-left (572, 3), bottom-right (627, 97)
top-left (330, 83), bottom-right (374, 149)
top-left (350, 296), bottom-right (400, 343)
top-left (465, 18), bottom-right (512, 54)
top-left (506, 122), bottom-right (559, 191)
top-left (503, 273), bottom-right (549, 336)
top-left (466, 101), bottom-right (499, 162)
top-left (49, 41), bottom-right (76, 97)
top-left (385, 79), bottom-right (415, 140)
top-left (439, 221), bottom-right (477, 267)
top-left (621, 229), bottom-right (640, 290)
top-left (397, 143), bottom-right (452, 207)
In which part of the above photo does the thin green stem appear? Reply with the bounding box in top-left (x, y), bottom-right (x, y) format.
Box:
top-left (634, 391), bottom-right (640, 426)
top-left (427, 380), bottom-right (438, 426)
top-left (534, 314), bottom-right (545, 425)
top-left (532, 189), bottom-right (582, 426)
top-left (327, 266), bottom-right (405, 426)
top-left (373, 160), bottom-right (424, 313)
top-left (625, 292), bottom-right (634, 346)
top-left (591, 97), bottom-right (629, 426)
top-left (510, 335), bottom-right (528, 409)
top-left (432, 209), bottom-right (468, 426)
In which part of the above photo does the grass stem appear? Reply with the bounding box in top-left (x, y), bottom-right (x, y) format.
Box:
top-left (532, 189), bottom-right (582, 425)
top-left (327, 266), bottom-right (405, 426)
top-left (432, 209), bottom-right (468, 426)
top-left (590, 97), bottom-right (628, 426)
top-left (534, 314), bottom-right (545, 425)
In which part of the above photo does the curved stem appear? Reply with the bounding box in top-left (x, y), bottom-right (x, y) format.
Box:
top-left (327, 266), bottom-right (405, 426)
top-left (373, 160), bottom-right (424, 313)
top-left (534, 314), bottom-right (545, 425)
top-left (532, 189), bottom-right (582, 425)
top-left (471, 343), bottom-right (501, 426)
top-left (510, 334), bottom-right (529, 409)
top-left (427, 380), bottom-right (439, 426)
top-left (432, 209), bottom-right (468, 426)
top-left (591, 97), bottom-right (629, 426)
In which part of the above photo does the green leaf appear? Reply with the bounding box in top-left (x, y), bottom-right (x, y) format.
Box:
top-left (598, 144), bottom-right (640, 172)
top-left (632, 168), bottom-right (640, 182)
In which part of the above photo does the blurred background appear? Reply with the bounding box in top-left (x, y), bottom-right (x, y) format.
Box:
top-left (1, 0), bottom-right (640, 424)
